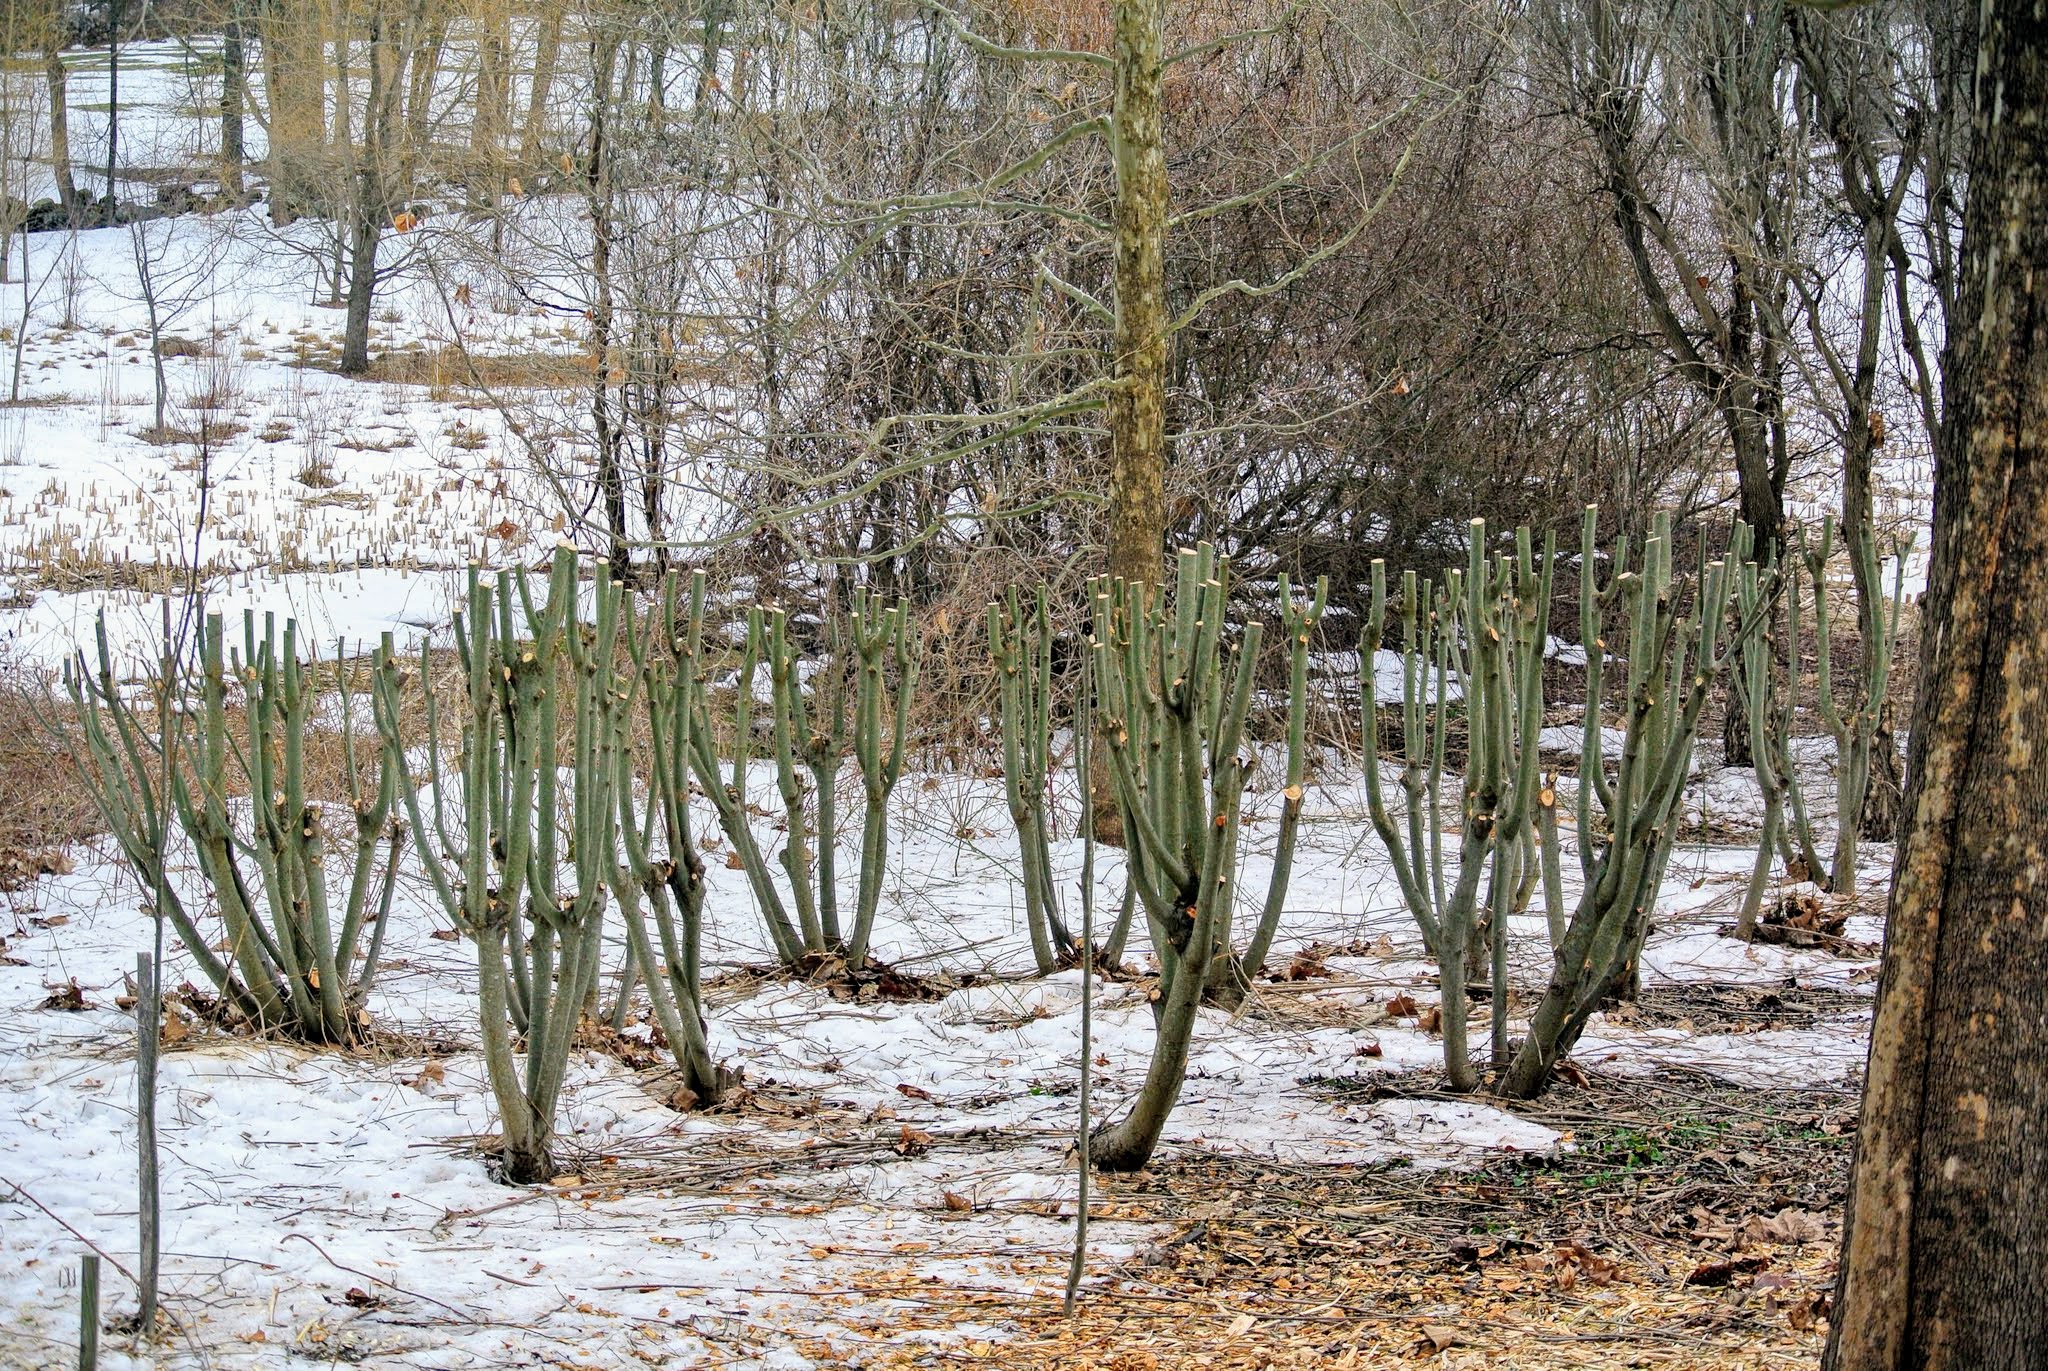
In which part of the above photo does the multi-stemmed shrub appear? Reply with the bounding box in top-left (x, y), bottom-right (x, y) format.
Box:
top-left (375, 548), bottom-right (629, 1183)
top-left (1498, 516), bottom-right (1768, 1097)
top-left (53, 514), bottom-right (1820, 1172)
top-left (1083, 545), bottom-right (1322, 1168)
top-left (1763, 518), bottom-right (1910, 902)
top-left (989, 586), bottom-right (1079, 974)
top-left (65, 611), bottom-right (402, 1043)
top-left (1359, 520), bottom-right (1552, 1090)
top-left (1214, 570), bottom-right (1328, 1003)
top-left (684, 589), bottom-right (920, 970)
top-left (1086, 544), bottom-right (1260, 1170)
top-left (612, 571), bottom-right (730, 1106)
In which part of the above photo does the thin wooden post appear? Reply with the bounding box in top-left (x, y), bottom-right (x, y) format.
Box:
top-left (77, 1254), bottom-right (98, 1369)
top-left (1065, 657), bottom-right (1096, 1316)
top-left (135, 952), bottom-right (158, 1336)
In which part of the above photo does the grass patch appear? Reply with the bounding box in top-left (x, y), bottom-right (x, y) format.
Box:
top-left (303, 489), bottom-right (374, 510)
top-left (140, 421), bottom-right (250, 447)
top-left (360, 343), bottom-right (589, 393)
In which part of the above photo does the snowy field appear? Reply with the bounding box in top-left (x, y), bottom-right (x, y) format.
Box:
top-left (0, 197), bottom-right (567, 672)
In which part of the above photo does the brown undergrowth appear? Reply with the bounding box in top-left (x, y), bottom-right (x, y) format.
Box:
top-left (805, 1070), bottom-right (1853, 1368)
top-left (0, 652), bottom-right (98, 891)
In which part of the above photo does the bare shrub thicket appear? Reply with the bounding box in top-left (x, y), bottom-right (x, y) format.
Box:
top-left (0, 650), bottom-right (98, 884)
top-left (425, 1), bottom-right (1724, 612)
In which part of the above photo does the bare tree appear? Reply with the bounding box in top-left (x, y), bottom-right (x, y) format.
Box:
top-left (1538, 0), bottom-right (1800, 554)
top-left (219, 0), bottom-right (250, 201)
top-left (43, 13), bottom-right (77, 224)
top-left (1785, 2), bottom-right (1963, 839)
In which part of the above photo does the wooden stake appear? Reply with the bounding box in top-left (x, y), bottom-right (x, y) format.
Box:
top-left (135, 952), bottom-right (158, 1336)
top-left (1066, 655), bottom-right (1096, 1316)
top-left (77, 1254), bottom-right (98, 1370)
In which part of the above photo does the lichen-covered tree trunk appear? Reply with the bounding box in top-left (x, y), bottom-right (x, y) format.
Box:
top-left (1094, 0), bottom-right (1169, 845)
top-left (1105, 0), bottom-right (1168, 589)
top-left (1825, 0), bottom-right (2048, 1361)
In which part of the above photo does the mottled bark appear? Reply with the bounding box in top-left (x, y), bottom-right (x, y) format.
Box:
top-left (1106, 0), bottom-right (1168, 588)
top-left (1844, 391), bottom-right (1906, 848)
top-left (1826, 0), bottom-right (2048, 1362)
top-left (1862, 704), bottom-right (1904, 842)
top-left (1092, 0), bottom-right (1171, 845)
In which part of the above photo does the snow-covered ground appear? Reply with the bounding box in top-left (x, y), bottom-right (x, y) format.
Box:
top-left (0, 199), bottom-right (582, 673)
top-left (0, 757), bottom-right (1883, 1369)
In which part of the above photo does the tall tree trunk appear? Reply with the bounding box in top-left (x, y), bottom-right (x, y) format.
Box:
top-left (1845, 212), bottom-right (1908, 840)
top-left (220, 1), bottom-right (247, 201)
top-left (401, 12), bottom-right (446, 195)
top-left (1825, 0), bottom-right (2048, 1362)
top-left (103, 0), bottom-right (120, 226)
top-left (1862, 704), bottom-right (1904, 841)
top-left (45, 48), bottom-right (75, 222)
top-left (330, 2), bottom-right (353, 182)
top-left (1726, 383), bottom-right (1785, 557)
top-left (691, 0), bottom-right (728, 186)
top-left (1106, 0), bottom-right (1168, 588)
top-left (647, 36), bottom-right (669, 124)
top-left (470, 2), bottom-right (509, 192)
top-left (1787, 10), bottom-right (1921, 844)
top-left (1096, 0), bottom-right (1171, 845)
top-left (339, 0), bottom-right (411, 377)
top-left (339, 183), bottom-right (381, 375)
top-left (1844, 362), bottom-right (1908, 845)
top-left (587, 28), bottom-right (629, 569)
top-left (265, 4), bottom-right (327, 226)
top-left (1719, 350), bottom-right (1782, 770)
top-left (518, 5), bottom-right (562, 170)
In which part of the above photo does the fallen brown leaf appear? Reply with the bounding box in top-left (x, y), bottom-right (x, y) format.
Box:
top-left (1686, 1253), bottom-right (1771, 1287)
